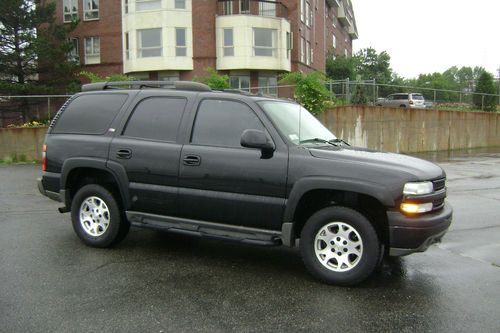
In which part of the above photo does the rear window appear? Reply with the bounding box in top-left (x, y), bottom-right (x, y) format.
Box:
top-left (52, 94), bottom-right (127, 134)
top-left (411, 94), bottom-right (424, 100)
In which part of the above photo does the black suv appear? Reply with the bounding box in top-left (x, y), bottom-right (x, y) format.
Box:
top-left (38, 81), bottom-right (452, 285)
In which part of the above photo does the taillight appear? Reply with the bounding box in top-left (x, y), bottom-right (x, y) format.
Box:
top-left (42, 144), bottom-right (47, 171)
top-left (409, 100), bottom-right (414, 105)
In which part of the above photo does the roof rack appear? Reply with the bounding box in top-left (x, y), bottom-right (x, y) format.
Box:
top-left (219, 89), bottom-right (254, 96)
top-left (81, 80), bottom-right (212, 92)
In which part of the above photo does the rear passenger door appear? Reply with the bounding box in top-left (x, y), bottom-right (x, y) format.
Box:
top-left (108, 93), bottom-right (189, 216)
top-left (177, 98), bottom-right (288, 230)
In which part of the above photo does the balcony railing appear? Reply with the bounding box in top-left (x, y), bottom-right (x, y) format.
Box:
top-left (217, 0), bottom-right (288, 19)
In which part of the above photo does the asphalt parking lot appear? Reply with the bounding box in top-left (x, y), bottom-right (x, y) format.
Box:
top-left (1, 151), bottom-right (499, 332)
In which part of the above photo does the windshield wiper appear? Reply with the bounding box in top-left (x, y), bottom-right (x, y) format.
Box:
top-left (328, 138), bottom-right (350, 146)
top-left (299, 138), bottom-right (333, 145)
top-left (299, 138), bottom-right (350, 147)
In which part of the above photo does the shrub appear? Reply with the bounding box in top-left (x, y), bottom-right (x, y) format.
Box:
top-left (279, 71), bottom-right (333, 115)
top-left (193, 67), bottom-right (230, 89)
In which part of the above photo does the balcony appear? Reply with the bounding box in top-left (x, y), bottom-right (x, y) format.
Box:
top-left (215, 3), bottom-right (291, 72)
top-left (326, 0), bottom-right (341, 8)
top-left (217, 0), bottom-right (288, 19)
top-left (337, 1), bottom-right (353, 27)
top-left (348, 24), bottom-right (358, 39)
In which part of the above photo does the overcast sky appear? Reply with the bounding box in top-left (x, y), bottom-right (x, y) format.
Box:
top-left (352, 0), bottom-right (500, 79)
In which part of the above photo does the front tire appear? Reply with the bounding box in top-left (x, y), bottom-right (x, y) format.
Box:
top-left (300, 206), bottom-right (380, 286)
top-left (71, 184), bottom-right (129, 248)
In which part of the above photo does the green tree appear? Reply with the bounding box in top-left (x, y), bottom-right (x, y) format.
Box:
top-left (193, 67), bottom-right (230, 89)
top-left (474, 71), bottom-right (497, 111)
top-left (326, 54), bottom-right (356, 80)
top-left (279, 71), bottom-right (333, 115)
top-left (80, 71), bottom-right (136, 83)
top-left (0, 0), bottom-right (79, 94)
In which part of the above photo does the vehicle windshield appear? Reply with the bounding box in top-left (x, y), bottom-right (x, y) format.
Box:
top-left (258, 101), bottom-right (336, 145)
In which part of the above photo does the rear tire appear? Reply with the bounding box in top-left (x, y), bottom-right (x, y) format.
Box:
top-left (71, 184), bottom-right (129, 248)
top-left (300, 206), bottom-right (380, 286)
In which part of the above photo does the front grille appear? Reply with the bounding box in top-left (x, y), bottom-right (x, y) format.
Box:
top-left (432, 178), bottom-right (446, 192)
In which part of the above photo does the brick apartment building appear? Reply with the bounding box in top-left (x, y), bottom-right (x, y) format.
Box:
top-left (58, 0), bottom-right (357, 94)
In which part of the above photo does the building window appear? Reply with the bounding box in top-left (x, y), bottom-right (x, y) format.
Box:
top-left (286, 32), bottom-right (292, 59)
top-left (311, 47), bottom-right (314, 64)
top-left (176, 28), bottom-right (187, 57)
top-left (67, 38), bottom-right (79, 63)
top-left (300, 37), bottom-right (305, 63)
top-left (259, 1), bottom-right (276, 16)
top-left (305, 2), bottom-right (311, 26)
top-left (258, 76), bottom-right (278, 96)
top-left (230, 76), bottom-right (250, 91)
top-left (136, 0), bottom-right (161, 11)
top-left (125, 33), bottom-right (130, 60)
top-left (345, 49), bottom-right (348, 57)
top-left (300, 0), bottom-right (305, 22)
top-left (83, 0), bottom-right (99, 20)
top-left (159, 72), bottom-right (180, 82)
top-left (240, 0), bottom-right (250, 13)
top-left (124, 0), bottom-right (128, 14)
top-left (175, 0), bottom-right (185, 9)
top-left (304, 41), bottom-right (310, 65)
top-left (223, 28), bottom-right (234, 56)
top-left (332, 17), bottom-right (337, 28)
top-left (222, 1), bottom-right (233, 15)
top-left (253, 28), bottom-right (276, 57)
top-left (332, 34), bottom-right (337, 49)
top-left (137, 29), bottom-right (162, 58)
top-left (63, 0), bottom-right (78, 22)
top-left (84, 36), bottom-right (100, 64)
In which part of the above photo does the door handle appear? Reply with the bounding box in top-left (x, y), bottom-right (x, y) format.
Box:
top-left (116, 148), bottom-right (132, 159)
top-left (183, 155), bottom-right (201, 166)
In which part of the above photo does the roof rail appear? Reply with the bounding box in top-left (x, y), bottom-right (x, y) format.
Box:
top-left (220, 89), bottom-right (254, 96)
top-left (81, 80), bottom-right (212, 92)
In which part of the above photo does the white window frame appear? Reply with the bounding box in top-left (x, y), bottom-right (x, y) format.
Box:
top-left (223, 1), bottom-right (233, 15)
top-left (253, 28), bottom-right (276, 57)
top-left (125, 33), bottom-right (130, 60)
top-left (84, 36), bottom-right (100, 64)
top-left (136, 0), bottom-right (161, 12)
top-left (124, 0), bottom-right (129, 14)
top-left (306, 41), bottom-right (311, 65)
top-left (240, 0), bottom-right (250, 14)
top-left (258, 75), bottom-right (278, 96)
top-left (230, 76), bottom-right (250, 91)
top-left (67, 37), bottom-right (79, 63)
top-left (63, 0), bottom-right (78, 22)
top-left (286, 31), bottom-right (293, 59)
top-left (305, 2), bottom-right (311, 26)
top-left (300, 37), bottom-right (305, 63)
top-left (175, 28), bottom-right (187, 57)
top-left (223, 28), bottom-right (234, 57)
top-left (300, 0), bottom-right (305, 22)
top-left (137, 28), bottom-right (162, 58)
top-left (83, 0), bottom-right (99, 21)
top-left (332, 34), bottom-right (337, 49)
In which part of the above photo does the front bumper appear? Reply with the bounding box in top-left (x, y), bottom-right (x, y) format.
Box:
top-left (387, 203), bottom-right (452, 256)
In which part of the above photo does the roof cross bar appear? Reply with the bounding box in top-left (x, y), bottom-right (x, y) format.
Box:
top-left (81, 81), bottom-right (212, 92)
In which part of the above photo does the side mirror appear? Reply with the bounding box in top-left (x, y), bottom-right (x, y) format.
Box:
top-left (240, 129), bottom-right (275, 152)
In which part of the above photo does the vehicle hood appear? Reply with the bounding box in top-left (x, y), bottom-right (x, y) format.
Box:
top-left (308, 146), bottom-right (444, 181)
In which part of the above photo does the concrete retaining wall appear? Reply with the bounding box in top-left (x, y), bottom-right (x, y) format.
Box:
top-left (319, 106), bottom-right (500, 153)
top-left (0, 127), bottom-right (47, 162)
top-left (0, 107), bottom-right (499, 161)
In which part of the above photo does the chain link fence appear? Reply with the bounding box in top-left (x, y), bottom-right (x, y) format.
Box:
top-left (325, 79), bottom-right (500, 111)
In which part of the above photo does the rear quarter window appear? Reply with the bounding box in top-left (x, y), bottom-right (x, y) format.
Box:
top-left (52, 94), bottom-right (128, 134)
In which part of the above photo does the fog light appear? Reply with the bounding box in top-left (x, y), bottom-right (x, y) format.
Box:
top-left (401, 202), bottom-right (433, 214)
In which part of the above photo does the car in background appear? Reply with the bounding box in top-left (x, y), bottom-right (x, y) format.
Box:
top-left (376, 93), bottom-right (426, 108)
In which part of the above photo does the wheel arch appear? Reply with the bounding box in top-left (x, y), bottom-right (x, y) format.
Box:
top-left (61, 158), bottom-right (130, 209)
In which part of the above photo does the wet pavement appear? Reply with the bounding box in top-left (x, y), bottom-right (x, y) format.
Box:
top-left (1, 151), bottom-right (499, 332)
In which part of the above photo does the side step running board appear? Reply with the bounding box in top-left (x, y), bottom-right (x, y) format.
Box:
top-left (126, 211), bottom-right (283, 246)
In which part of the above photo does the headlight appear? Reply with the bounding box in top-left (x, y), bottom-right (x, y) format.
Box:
top-left (403, 182), bottom-right (433, 195)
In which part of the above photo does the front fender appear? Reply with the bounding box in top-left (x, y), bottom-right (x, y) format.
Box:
top-left (283, 176), bottom-right (395, 223)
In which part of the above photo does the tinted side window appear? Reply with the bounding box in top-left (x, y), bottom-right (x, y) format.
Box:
top-left (395, 94), bottom-right (409, 100)
top-left (53, 94), bottom-right (127, 134)
top-left (123, 97), bottom-right (187, 142)
top-left (191, 99), bottom-right (264, 148)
